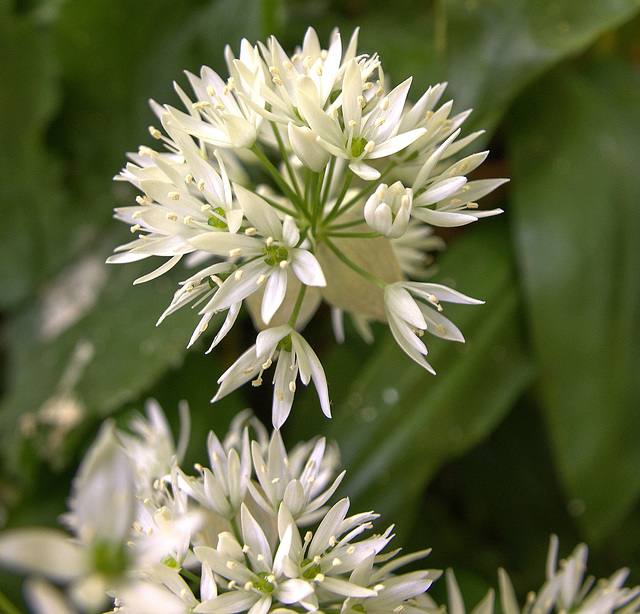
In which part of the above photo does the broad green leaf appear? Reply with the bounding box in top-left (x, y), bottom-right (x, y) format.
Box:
top-left (437, 0), bottom-right (640, 133)
top-left (508, 58), bottom-right (640, 543)
top-left (0, 9), bottom-right (68, 308)
top-left (0, 238), bottom-right (232, 476)
top-left (288, 221), bottom-right (534, 537)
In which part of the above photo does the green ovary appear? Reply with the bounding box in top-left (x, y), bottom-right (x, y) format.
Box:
top-left (207, 206), bottom-right (228, 229)
top-left (263, 245), bottom-right (289, 266)
top-left (350, 136), bottom-right (368, 158)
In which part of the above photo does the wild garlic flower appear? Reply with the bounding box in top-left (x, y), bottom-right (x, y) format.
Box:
top-left (110, 26), bottom-right (506, 426)
top-left (442, 536), bottom-right (640, 614)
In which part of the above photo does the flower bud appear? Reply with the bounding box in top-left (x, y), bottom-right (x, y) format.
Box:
top-left (364, 181), bottom-right (413, 238)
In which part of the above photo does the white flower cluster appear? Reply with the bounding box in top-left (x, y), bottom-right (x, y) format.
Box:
top-left (109, 27), bottom-right (506, 427)
top-left (0, 403), bottom-right (440, 614)
top-left (444, 535), bottom-right (640, 614)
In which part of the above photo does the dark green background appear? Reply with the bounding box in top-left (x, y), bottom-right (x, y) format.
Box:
top-left (1, 0), bottom-right (640, 610)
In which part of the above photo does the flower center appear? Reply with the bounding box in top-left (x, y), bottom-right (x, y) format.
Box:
top-left (350, 136), bottom-right (368, 158)
top-left (207, 206), bottom-right (228, 229)
top-left (255, 571), bottom-right (275, 593)
top-left (91, 540), bottom-right (128, 577)
top-left (263, 245), bottom-right (289, 266)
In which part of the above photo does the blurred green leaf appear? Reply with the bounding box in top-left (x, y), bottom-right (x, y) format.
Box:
top-left (0, 8), bottom-right (68, 309)
top-left (0, 238), bottom-right (229, 476)
top-left (289, 221), bottom-right (534, 538)
top-left (438, 0), bottom-right (640, 133)
top-left (508, 58), bottom-right (640, 543)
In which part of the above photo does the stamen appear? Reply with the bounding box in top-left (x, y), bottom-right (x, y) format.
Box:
top-left (166, 212), bottom-right (178, 221)
top-left (235, 270), bottom-right (244, 280)
top-left (229, 248), bottom-right (243, 257)
top-left (245, 227), bottom-right (257, 236)
top-left (168, 191), bottom-right (180, 200)
top-left (130, 224), bottom-right (141, 233)
top-left (148, 126), bottom-right (162, 139)
top-left (256, 274), bottom-right (267, 285)
top-left (201, 204), bottom-right (213, 211)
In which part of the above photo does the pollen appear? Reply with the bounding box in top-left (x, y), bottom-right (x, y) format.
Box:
top-left (266, 236), bottom-right (275, 246)
top-left (272, 77), bottom-right (283, 86)
top-left (226, 561), bottom-right (237, 570)
top-left (279, 260), bottom-right (289, 269)
top-left (201, 204), bottom-right (212, 211)
top-left (252, 376), bottom-right (263, 387)
top-left (374, 117), bottom-right (386, 127)
top-left (275, 390), bottom-right (284, 401)
top-left (132, 211), bottom-right (141, 219)
top-left (183, 215), bottom-right (193, 224)
top-left (135, 195), bottom-right (151, 206)
top-left (235, 270), bottom-right (244, 280)
top-left (256, 274), bottom-right (267, 285)
top-left (467, 201), bottom-right (479, 209)
top-left (332, 558), bottom-right (342, 566)
top-left (289, 381), bottom-right (296, 392)
top-left (206, 85), bottom-right (215, 97)
top-left (245, 227), bottom-right (257, 236)
top-left (130, 224), bottom-right (141, 233)
top-left (269, 66), bottom-right (280, 75)
top-left (357, 95), bottom-right (366, 109)
top-left (197, 179), bottom-right (205, 191)
top-left (271, 477), bottom-right (280, 484)
top-left (148, 126), bottom-right (162, 139)
top-left (168, 191), bottom-right (180, 200)
top-left (262, 359), bottom-right (272, 369)
top-left (229, 248), bottom-right (243, 257)
top-left (364, 140), bottom-right (376, 153)
top-left (347, 545), bottom-right (356, 554)
top-left (244, 581), bottom-right (254, 590)
top-left (185, 173), bottom-right (194, 183)
top-left (192, 101), bottom-right (211, 110)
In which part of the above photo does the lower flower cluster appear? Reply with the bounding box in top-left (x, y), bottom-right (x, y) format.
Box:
top-left (0, 402), bottom-right (638, 614)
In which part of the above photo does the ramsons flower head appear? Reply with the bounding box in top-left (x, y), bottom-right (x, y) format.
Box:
top-left (110, 26), bottom-right (507, 427)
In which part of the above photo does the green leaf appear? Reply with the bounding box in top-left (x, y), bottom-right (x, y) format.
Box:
top-left (437, 0), bottom-right (640, 133)
top-left (289, 221), bottom-right (534, 537)
top-left (0, 239), bottom-right (230, 476)
top-left (0, 8), bottom-right (68, 308)
top-left (508, 58), bottom-right (640, 543)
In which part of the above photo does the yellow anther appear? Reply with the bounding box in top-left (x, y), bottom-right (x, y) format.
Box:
top-left (138, 234), bottom-right (148, 242)
top-left (245, 227), bottom-right (257, 236)
top-left (183, 215), bottom-right (193, 224)
top-left (244, 581), bottom-right (254, 590)
top-left (436, 324), bottom-right (446, 335)
top-left (279, 260), bottom-right (289, 269)
top-left (315, 65), bottom-right (323, 76)
top-left (275, 390), bottom-right (284, 401)
top-left (192, 101), bottom-right (211, 110)
top-left (332, 558), bottom-right (342, 566)
top-left (243, 367), bottom-right (254, 374)
top-left (132, 211), bottom-right (141, 219)
top-left (200, 321), bottom-right (208, 333)
top-left (256, 274), bottom-right (267, 285)
top-left (197, 179), bottom-right (205, 191)
top-left (252, 376), bottom-right (263, 387)
top-left (266, 236), bottom-right (274, 246)
top-left (201, 204), bottom-right (212, 212)
top-left (467, 202), bottom-right (479, 209)
top-left (136, 195), bottom-right (151, 206)
top-left (357, 95), bottom-right (366, 109)
top-left (272, 77), bottom-right (283, 86)
top-left (166, 212), bottom-right (178, 221)
top-left (235, 270), bottom-right (244, 280)
top-left (380, 97), bottom-right (389, 111)
top-left (289, 381), bottom-right (296, 392)
top-left (269, 66), bottom-right (280, 75)
top-left (262, 358), bottom-right (272, 369)
top-left (229, 248), bottom-right (243, 257)
top-left (374, 584), bottom-right (385, 592)
top-left (130, 224), bottom-right (141, 233)
top-left (148, 126), bottom-right (162, 139)
top-left (214, 103), bottom-right (226, 111)
top-left (185, 173), bottom-right (194, 183)
top-left (257, 553), bottom-right (265, 562)
top-left (374, 117), bottom-right (387, 127)
top-left (226, 561), bottom-right (237, 570)
top-left (168, 191), bottom-right (180, 200)
top-left (271, 477), bottom-right (280, 484)
top-left (206, 85), bottom-right (216, 97)
top-left (328, 535), bottom-right (337, 546)
top-left (364, 140), bottom-right (375, 153)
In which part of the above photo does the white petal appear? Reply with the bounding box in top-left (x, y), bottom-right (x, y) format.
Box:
top-left (291, 332), bottom-right (331, 418)
top-left (276, 579), bottom-right (314, 604)
top-left (0, 529), bottom-right (86, 582)
top-left (403, 282), bottom-right (483, 305)
top-left (241, 504), bottom-right (273, 572)
top-left (416, 176), bottom-right (468, 206)
top-left (23, 579), bottom-right (76, 614)
top-left (262, 268), bottom-right (288, 325)
top-left (349, 159), bottom-right (380, 181)
top-left (133, 254), bottom-right (182, 284)
top-left (234, 184), bottom-right (283, 240)
top-left (385, 284), bottom-right (427, 330)
top-left (196, 591), bottom-right (260, 614)
top-left (290, 249), bottom-right (326, 287)
top-left (319, 576), bottom-right (378, 598)
top-left (272, 352), bottom-right (297, 429)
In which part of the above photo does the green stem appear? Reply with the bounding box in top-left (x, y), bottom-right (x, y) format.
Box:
top-left (326, 219), bottom-right (367, 231)
top-left (327, 231), bottom-right (381, 238)
top-left (0, 588), bottom-right (25, 614)
top-left (271, 122), bottom-right (302, 199)
top-left (320, 156), bottom-right (336, 208)
top-left (287, 284), bottom-right (308, 328)
top-left (250, 145), bottom-right (309, 220)
top-left (324, 171), bottom-right (353, 224)
top-left (258, 192), bottom-right (300, 219)
top-left (324, 238), bottom-right (386, 289)
top-left (181, 567), bottom-right (201, 584)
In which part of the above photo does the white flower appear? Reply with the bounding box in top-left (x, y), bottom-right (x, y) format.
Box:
top-left (212, 325), bottom-right (330, 428)
top-left (247, 429), bottom-right (345, 523)
top-left (0, 423), bottom-right (137, 612)
top-left (384, 281), bottom-right (483, 372)
top-left (194, 504), bottom-right (314, 614)
top-left (189, 186), bottom-right (326, 326)
top-left (364, 181), bottom-right (413, 238)
top-left (297, 59), bottom-right (426, 180)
